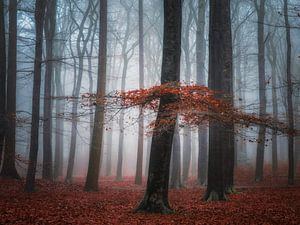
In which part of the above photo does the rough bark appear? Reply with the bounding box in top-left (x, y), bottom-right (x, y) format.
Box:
top-left (42, 0), bottom-right (56, 180)
top-left (196, 0), bottom-right (208, 185)
top-left (135, 0), bottom-right (145, 186)
top-left (254, 0), bottom-right (266, 182)
top-left (24, 0), bottom-right (46, 191)
top-left (135, 0), bottom-right (182, 214)
top-left (284, 0), bottom-right (294, 185)
top-left (85, 0), bottom-right (107, 192)
top-left (204, 0), bottom-right (234, 201)
top-left (0, 0), bottom-right (20, 179)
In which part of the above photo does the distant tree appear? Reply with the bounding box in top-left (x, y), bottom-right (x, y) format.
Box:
top-left (25, 0), bottom-right (46, 192)
top-left (284, 0), bottom-right (294, 185)
top-left (0, 0), bottom-right (6, 167)
top-left (135, 0), bottom-right (145, 185)
top-left (0, 0), bottom-right (20, 179)
top-left (135, 0), bottom-right (182, 214)
top-left (85, 0), bottom-right (107, 192)
top-left (196, 0), bottom-right (208, 186)
top-left (254, 0), bottom-right (266, 182)
top-left (43, 0), bottom-right (57, 181)
top-left (204, 0), bottom-right (234, 201)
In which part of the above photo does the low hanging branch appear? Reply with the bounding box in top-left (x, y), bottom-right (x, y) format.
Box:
top-left (82, 82), bottom-right (297, 136)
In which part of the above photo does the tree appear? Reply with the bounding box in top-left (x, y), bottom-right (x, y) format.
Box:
top-left (0, 0), bottom-right (20, 179)
top-left (43, 0), bottom-right (57, 180)
top-left (284, 0), bottom-right (294, 185)
top-left (196, 0), bottom-right (207, 185)
top-left (254, 0), bottom-right (266, 182)
top-left (85, 0), bottom-right (107, 192)
top-left (135, 0), bottom-right (145, 185)
top-left (204, 0), bottom-right (234, 201)
top-left (0, 0), bottom-right (6, 167)
top-left (135, 0), bottom-right (182, 214)
top-left (25, 0), bottom-right (47, 192)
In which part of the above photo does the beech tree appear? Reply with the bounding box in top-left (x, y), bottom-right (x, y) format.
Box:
top-left (204, 0), bottom-right (234, 201)
top-left (85, 0), bottom-right (107, 192)
top-left (135, 0), bottom-right (182, 214)
top-left (0, 0), bottom-right (20, 179)
top-left (0, 0), bottom-right (6, 166)
top-left (25, 0), bottom-right (46, 192)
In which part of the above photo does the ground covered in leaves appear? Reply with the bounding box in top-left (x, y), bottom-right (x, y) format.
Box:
top-left (1, 166), bottom-right (300, 224)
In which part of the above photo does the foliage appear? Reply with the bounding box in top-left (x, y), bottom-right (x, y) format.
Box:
top-left (110, 82), bottom-right (295, 135)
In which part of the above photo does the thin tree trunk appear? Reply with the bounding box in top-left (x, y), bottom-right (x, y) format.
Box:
top-left (0, 0), bottom-right (6, 167)
top-left (85, 0), bottom-right (107, 192)
top-left (135, 0), bottom-right (145, 185)
top-left (0, 0), bottom-right (20, 179)
top-left (284, 0), bottom-right (294, 185)
top-left (204, 0), bottom-right (234, 201)
top-left (169, 123), bottom-right (182, 189)
top-left (135, 0), bottom-right (182, 214)
top-left (196, 0), bottom-right (207, 185)
top-left (254, 0), bottom-right (266, 182)
top-left (42, 0), bottom-right (56, 180)
top-left (24, 0), bottom-right (46, 191)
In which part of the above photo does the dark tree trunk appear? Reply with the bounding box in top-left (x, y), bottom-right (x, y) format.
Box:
top-left (169, 124), bottom-right (182, 189)
top-left (284, 0), bottom-right (294, 185)
top-left (135, 0), bottom-right (145, 185)
top-left (85, 0), bottom-right (107, 192)
top-left (196, 0), bottom-right (208, 185)
top-left (0, 0), bottom-right (6, 167)
top-left (42, 0), bottom-right (56, 181)
top-left (135, 0), bottom-right (182, 214)
top-left (204, 0), bottom-right (234, 201)
top-left (0, 0), bottom-right (20, 179)
top-left (254, 0), bottom-right (266, 182)
top-left (24, 0), bottom-right (46, 192)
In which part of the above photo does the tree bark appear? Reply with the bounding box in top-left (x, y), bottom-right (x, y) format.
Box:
top-left (169, 123), bottom-right (182, 189)
top-left (254, 0), bottom-right (266, 182)
top-left (135, 0), bottom-right (182, 214)
top-left (135, 0), bottom-right (145, 185)
top-left (284, 0), bottom-right (294, 185)
top-left (204, 0), bottom-right (234, 201)
top-left (0, 0), bottom-right (20, 179)
top-left (85, 0), bottom-right (107, 192)
top-left (196, 0), bottom-right (208, 185)
top-left (0, 0), bottom-right (6, 167)
top-left (24, 0), bottom-right (46, 191)
top-left (42, 0), bottom-right (56, 181)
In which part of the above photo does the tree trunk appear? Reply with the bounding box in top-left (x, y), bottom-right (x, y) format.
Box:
top-left (85, 0), bottom-right (107, 192)
top-left (266, 32), bottom-right (278, 176)
top-left (196, 0), bottom-right (208, 185)
top-left (24, 0), bottom-right (46, 191)
top-left (204, 0), bottom-right (234, 201)
top-left (0, 0), bottom-right (6, 167)
top-left (0, 0), bottom-right (20, 179)
top-left (105, 128), bottom-right (112, 176)
top-left (135, 0), bottom-right (145, 185)
top-left (284, 0), bottom-right (294, 185)
top-left (254, 0), bottom-right (266, 182)
top-left (169, 123), bottom-right (182, 189)
top-left (42, 0), bottom-right (56, 181)
top-left (135, 0), bottom-right (182, 214)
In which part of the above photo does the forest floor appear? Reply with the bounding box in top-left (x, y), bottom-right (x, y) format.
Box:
top-left (1, 165), bottom-right (300, 224)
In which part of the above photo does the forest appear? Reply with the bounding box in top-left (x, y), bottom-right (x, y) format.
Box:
top-left (0, 0), bottom-right (300, 224)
